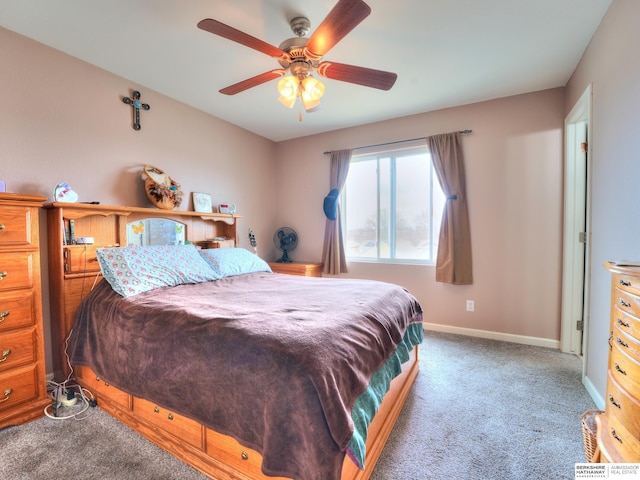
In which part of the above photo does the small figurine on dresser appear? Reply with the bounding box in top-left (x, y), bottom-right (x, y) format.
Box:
top-left (54, 182), bottom-right (79, 203)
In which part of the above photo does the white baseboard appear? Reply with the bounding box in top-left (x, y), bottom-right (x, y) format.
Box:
top-left (582, 374), bottom-right (605, 410)
top-left (423, 322), bottom-right (561, 350)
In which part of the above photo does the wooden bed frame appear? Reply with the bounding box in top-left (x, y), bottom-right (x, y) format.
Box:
top-left (45, 203), bottom-right (420, 480)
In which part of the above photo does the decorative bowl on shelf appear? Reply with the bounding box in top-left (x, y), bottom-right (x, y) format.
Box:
top-left (141, 164), bottom-right (183, 210)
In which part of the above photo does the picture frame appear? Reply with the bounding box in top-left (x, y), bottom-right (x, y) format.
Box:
top-left (192, 192), bottom-right (212, 213)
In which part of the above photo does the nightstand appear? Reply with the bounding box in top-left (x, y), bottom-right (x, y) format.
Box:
top-left (268, 262), bottom-right (323, 277)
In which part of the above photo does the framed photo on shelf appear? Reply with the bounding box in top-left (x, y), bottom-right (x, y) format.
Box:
top-left (192, 192), bottom-right (212, 213)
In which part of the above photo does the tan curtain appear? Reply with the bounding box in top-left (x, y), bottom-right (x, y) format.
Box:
top-left (321, 149), bottom-right (352, 275)
top-left (428, 132), bottom-right (473, 284)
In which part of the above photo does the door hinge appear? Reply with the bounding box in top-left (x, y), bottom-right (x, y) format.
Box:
top-left (578, 232), bottom-right (587, 243)
top-left (576, 320), bottom-right (584, 331)
top-left (580, 142), bottom-right (588, 153)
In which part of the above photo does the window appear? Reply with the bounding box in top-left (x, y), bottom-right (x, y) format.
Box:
top-left (344, 143), bottom-right (445, 264)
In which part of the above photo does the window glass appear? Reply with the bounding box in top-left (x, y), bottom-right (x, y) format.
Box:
top-left (344, 145), bottom-right (444, 264)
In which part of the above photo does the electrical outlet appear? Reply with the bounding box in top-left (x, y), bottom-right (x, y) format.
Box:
top-left (466, 300), bottom-right (475, 312)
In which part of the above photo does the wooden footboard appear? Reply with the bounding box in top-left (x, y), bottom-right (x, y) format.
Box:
top-left (74, 346), bottom-right (419, 480)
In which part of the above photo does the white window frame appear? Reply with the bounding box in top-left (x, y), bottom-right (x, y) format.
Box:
top-left (342, 141), bottom-right (443, 265)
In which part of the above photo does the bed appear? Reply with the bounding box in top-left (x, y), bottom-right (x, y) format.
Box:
top-left (45, 203), bottom-right (423, 480)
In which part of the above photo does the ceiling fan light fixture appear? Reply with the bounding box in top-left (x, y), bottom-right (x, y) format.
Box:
top-left (278, 94), bottom-right (297, 109)
top-left (277, 75), bottom-right (299, 108)
top-left (278, 75), bottom-right (299, 97)
top-left (302, 97), bottom-right (322, 113)
top-left (301, 76), bottom-right (325, 100)
top-left (301, 77), bottom-right (324, 112)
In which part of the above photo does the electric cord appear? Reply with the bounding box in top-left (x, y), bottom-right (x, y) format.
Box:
top-left (44, 380), bottom-right (92, 420)
top-left (44, 248), bottom-right (101, 421)
top-left (44, 328), bottom-right (96, 421)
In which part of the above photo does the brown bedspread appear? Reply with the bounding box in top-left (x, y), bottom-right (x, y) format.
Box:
top-left (69, 272), bottom-right (422, 480)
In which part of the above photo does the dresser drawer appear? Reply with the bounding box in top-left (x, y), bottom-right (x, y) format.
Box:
top-left (0, 364), bottom-right (39, 412)
top-left (0, 290), bottom-right (36, 332)
top-left (603, 412), bottom-right (640, 462)
top-left (206, 427), bottom-right (270, 479)
top-left (612, 323), bottom-right (640, 363)
top-left (0, 328), bottom-right (36, 372)
top-left (614, 287), bottom-right (640, 320)
top-left (75, 365), bottom-right (131, 409)
top-left (613, 307), bottom-right (640, 345)
top-left (609, 343), bottom-right (640, 392)
top-left (133, 396), bottom-right (204, 449)
top-left (615, 272), bottom-right (640, 297)
top-left (0, 252), bottom-right (35, 291)
top-left (606, 371), bottom-right (640, 439)
top-left (0, 206), bottom-right (35, 247)
top-left (63, 246), bottom-right (102, 274)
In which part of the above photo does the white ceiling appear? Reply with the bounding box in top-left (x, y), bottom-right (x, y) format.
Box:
top-left (0, 0), bottom-right (611, 142)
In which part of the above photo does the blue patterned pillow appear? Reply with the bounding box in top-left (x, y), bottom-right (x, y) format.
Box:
top-left (97, 244), bottom-right (220, 297)
top-left (199, 248), bottom-right (272, 278)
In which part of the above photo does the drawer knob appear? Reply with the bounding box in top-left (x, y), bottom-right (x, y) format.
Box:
top-left (241, 451), bottom-right (249, 461)
top-left (0, 271), bottom-right (7, 281)
top-left (0, 348), bottom-right (11, 363)
top-left (167, 413), bottom-right (174, 421)
top-left (614, 363), bottom-right (627, 376)
top-left (0, 310), bottom-right (8, 323)
top-left (0, 224), bottom-right (4, 230)
top-left (616, 337), bottom-right (629, 349)
top-left (611, 427), bottom-right (623, 443)
top-left (154, 406), bottom-right (160, 413)
top-left (620, 279), bottom-right (632, 287)
top-left (609, 394), bottom-right (621, 409)
top-left (1, 388), bottom-right (12, 403)
top-left (618, 317), bottom-right (630, 328)
top-left (95, 376), bottom-right (109, 386)
top-left (618, 298), bottom-right (631, 308)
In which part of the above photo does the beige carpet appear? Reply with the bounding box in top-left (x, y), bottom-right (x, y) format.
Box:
top-left (0, 331), bottom-right (595, 479)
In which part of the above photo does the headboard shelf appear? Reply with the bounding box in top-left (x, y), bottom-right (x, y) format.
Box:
top-left (45, 202), bottom-right (240, 221)
top-left (45, 202), bottom-right (240, 379)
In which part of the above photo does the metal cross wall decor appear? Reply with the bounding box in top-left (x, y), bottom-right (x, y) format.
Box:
top-left (122, 90), bottom-right (150, 130)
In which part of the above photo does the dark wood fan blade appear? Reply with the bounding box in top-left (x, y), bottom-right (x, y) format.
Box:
top-left (317, 62), bottom-right (397, 90)
top-left (304, 0), bottom-right (371, 58)
top-left (198, 18), bottom-right (286, 58)
top-left (219, 69), bottom-right (287, 95)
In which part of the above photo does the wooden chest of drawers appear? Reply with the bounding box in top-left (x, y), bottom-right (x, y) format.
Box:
top-left (0, 193), bottom-right (49, 428)
top-left (596, 263), bottom-right (640, 462)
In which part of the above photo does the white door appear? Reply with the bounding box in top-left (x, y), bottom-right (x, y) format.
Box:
top-left (561, 85), bottom-right (591, 357)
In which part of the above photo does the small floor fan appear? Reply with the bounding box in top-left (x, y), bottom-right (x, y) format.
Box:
top-left (273, 227), bottom-right (298, 263)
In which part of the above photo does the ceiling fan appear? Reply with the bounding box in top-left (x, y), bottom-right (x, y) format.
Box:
top-left (197, 0), bottom-right (397, 114)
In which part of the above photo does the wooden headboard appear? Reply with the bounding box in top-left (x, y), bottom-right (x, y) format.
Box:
top-left (44, 202), bottom-right (240, 379)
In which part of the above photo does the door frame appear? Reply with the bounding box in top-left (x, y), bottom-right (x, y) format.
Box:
top-left (560, 84), bottom-right (592, 361)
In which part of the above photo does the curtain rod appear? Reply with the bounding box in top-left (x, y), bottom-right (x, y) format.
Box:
top-left (323, 130), bottom-right (472, 155)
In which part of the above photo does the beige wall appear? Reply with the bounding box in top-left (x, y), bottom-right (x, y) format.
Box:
top-left (275, 88), bottom-right (566, 344)
top-left (565, 0), bottom-right (640, 405)
top-left (2, 14), bottom-right (593, 376)
top-left (1, 27), bottom-right (279, 371)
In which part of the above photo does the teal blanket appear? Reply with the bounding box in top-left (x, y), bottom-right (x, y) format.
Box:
top-left (347, 321), bottom-right (423, 469)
